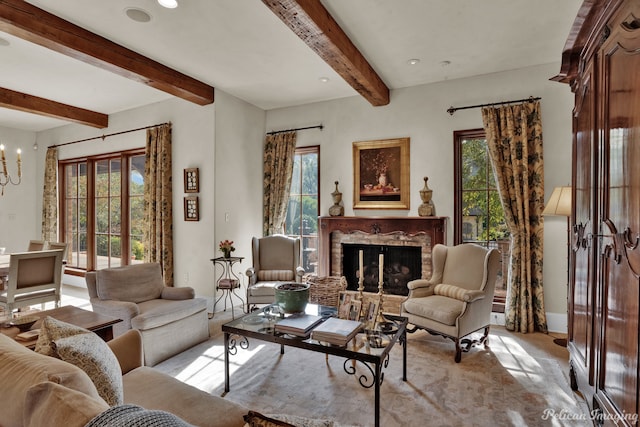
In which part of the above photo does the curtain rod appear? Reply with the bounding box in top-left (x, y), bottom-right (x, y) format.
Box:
top-left (51, 122), bottom-right (170, 148)
top-left (266, 124), bottom-right (323, 135)
top-left (446, 96), bottom-right (541, 116)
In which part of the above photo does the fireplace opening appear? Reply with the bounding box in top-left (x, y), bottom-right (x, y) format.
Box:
top-left (342, 244), bottom-right (421, 296)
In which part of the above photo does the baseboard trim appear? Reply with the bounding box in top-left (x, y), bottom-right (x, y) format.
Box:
top-left (490, 311), bottom-right (567, 334)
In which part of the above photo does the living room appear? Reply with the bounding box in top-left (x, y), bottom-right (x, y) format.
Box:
top-left (0, 2), bottom-right (577, 334)
top-left (0, 0), bottom-right (621, 425)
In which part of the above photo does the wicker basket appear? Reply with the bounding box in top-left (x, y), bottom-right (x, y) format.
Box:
top-left (306, 275), bottom-right (348, 307)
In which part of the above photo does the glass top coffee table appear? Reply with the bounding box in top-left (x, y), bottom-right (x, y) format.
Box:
top-left (222, 303), bottom-right (407, 427)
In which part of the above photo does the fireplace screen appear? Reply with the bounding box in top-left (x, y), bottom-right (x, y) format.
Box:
top-left (342, 244), bottom-right (421, 296)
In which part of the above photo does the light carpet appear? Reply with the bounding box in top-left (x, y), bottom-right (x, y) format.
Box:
top-left (154, 327), bottom-right (591, 426)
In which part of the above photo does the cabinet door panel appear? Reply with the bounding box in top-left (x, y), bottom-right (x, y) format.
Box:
top-left (598, 11), bottom-right (640, 418)
top-left (570, 59), bottom-right (597, 397)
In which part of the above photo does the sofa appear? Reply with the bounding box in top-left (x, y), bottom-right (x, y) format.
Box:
top-left (0, 328), bottom-right (249, 427)
top-left (0, 323), bottom-right (354, 427)
top-left (85, 263), bottom-right (210, 366)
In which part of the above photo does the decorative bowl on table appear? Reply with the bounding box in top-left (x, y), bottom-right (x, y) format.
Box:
top-left (10, 315), bottom-right (38, 332)
top-left (274, 282), bottom-right (310, 314)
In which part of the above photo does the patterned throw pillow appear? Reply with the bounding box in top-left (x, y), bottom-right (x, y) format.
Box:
top-left (53, 333), bottom-right (124, 406)
top-left (257, 270), bottom-right (294, 281)
top-left (34, 316), bottom-right (123, 406)
top-left (35, 316), bottom-right (91, 357)
top-left (243, 411), bottom-right (296, 427)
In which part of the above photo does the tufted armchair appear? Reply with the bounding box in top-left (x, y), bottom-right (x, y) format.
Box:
top-left (401, 243), bottom-right (500, 362)
top-left (245, 235), bottom-right (305, 311)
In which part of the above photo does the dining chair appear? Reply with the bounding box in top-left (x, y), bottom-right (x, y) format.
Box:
top-left (0, 250), bottom-right (64, 317)
top-left (27, 240), bottom-right (46, 251)
top-left (47, 242), bottom-right (69, 262)
top-left (46, 242), bottom-right (70, 285)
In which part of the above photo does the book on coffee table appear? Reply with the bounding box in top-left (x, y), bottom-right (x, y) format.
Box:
top-left (311, 317), bottom-right (363, 346)
top-left (275, 314), bottom-right (324, 337)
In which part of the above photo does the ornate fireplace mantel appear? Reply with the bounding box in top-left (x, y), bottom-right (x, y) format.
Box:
top-left (317, 216), bottom-right (447, 277)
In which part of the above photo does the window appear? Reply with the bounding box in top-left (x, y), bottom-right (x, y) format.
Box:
top-left (454, 129), bottom-right (509, 311)
top-left (60, 149), bottom-right (145, 272)
top-left (285, 146), bottom-right (319, 275)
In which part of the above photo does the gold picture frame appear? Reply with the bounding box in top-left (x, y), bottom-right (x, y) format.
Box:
top-left (184, 168), bottom-right (199, 193)
top-left (353, 137), bottom-right (410, 209)
top-left (184, 196), bottom-right (199, 221)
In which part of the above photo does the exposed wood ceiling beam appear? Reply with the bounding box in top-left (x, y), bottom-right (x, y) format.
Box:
top-left (0, 87), bottom-right (108, 128)
top-left (0, 0), bottom-right (214, 106)
top-left (262, 0), bottom-right (389, 106)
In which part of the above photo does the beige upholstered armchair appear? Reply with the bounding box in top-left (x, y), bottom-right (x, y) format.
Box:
top-left (86, 263), bottom-right (209, 366)
top-left (401, 243), bottom-right (500, 362)
top-left (245, 234), bottom-right (305, 311)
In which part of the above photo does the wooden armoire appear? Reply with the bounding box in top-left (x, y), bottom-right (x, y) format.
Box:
top-left (554, 0), bottom-right (640, 424)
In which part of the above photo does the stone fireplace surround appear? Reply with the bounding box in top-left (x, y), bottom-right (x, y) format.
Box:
top-left (318, 216), bottom-right (447, 288)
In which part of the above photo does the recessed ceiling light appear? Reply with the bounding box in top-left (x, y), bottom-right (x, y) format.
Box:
top-left (319, 77), bottom-right (330, 83)
top-left (0, 37), bottom-right (10, 47)
top-left (158, 0), bottom-right (178, 8)
top-left (407, 58), bottom-right (420, 65)
top-left (125, 7), bottom-right (152, 23)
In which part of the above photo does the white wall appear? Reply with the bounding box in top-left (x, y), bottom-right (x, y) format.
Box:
top-left (0, 126), bottom-right (39, 252)
top-left (265, 62), bottom-right (574, 332)
top-left (213, 91), bottom-right (265, 280)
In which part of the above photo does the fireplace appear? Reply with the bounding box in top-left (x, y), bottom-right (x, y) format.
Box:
top-left (342, 243), bottom-right (421, 295)
top-left (318, 216), bottom-right (448, 293)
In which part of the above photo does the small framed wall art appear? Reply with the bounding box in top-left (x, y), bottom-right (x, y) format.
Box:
top-left (184, 168), bottom-right (199, 193)
top-left (184, 196), bottom-right (199, 221)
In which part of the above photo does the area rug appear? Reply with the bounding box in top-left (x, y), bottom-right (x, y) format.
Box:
top-left (154, 328), bottom-right (591, 426)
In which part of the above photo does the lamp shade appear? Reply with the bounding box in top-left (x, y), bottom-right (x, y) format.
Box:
top-left (542, 186), bottom-right (571, 216)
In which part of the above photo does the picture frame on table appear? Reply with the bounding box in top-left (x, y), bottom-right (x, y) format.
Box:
top-left (348, 300), bottom-right (362, 322)
top-left (353, 137), bottom-right (410, 210)
top-left (364, 300), bottom-right (380, 329)
top-left (338, 292), bottom-right (353, 319)
top-left (184, 196), bottom-right (199, 221)
top-left (184, 168), bottom-right (199, 193)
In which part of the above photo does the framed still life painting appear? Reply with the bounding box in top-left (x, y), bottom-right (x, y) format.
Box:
top-left (353, 137), bottom-right (410, 209)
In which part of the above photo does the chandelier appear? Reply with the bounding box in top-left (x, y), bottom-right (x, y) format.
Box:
top-left (0, 143), bottom-right (21, 196)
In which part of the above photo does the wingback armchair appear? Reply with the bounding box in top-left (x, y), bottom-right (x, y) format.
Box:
top-left (245, 235), bottom-right (305, 311)
top-left (401, 243), bottom-right (500, 362)
top-left (86, 263), bottom-right (209, 366)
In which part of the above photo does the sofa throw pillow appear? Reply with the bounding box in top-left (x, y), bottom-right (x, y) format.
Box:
top-left (53, 333), bottom-right (124, 406)
top-left (433, 284), bottom-right (485, 303)
top-left (23, 381), bottom-right (109, 427)
top-left (0, 334), bottom-right (102, 427)
top-left (34, 316), bottom-right (91, 357)
top-left (257, 270), bottom-right (294, 281)
top-left (244, 411), bottom-right (296, 427)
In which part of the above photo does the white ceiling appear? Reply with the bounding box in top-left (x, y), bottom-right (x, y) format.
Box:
top-left (0, 0), bottom-right (582, 132)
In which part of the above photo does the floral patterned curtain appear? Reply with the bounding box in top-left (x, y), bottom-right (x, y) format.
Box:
top-left (481, 100), bottom-right (547, 333)
top-left (143, 123), bottom-right (174, 286)
top-left (41, 147), bottom-right (58, 242)
top-left (263, 131), bottom-right (297, 236)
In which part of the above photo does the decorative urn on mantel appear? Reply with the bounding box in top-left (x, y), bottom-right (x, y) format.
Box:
top-left (418, 176), bottom-right (435, 217)
top-left (329, 180), bottom-right (344, 217)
